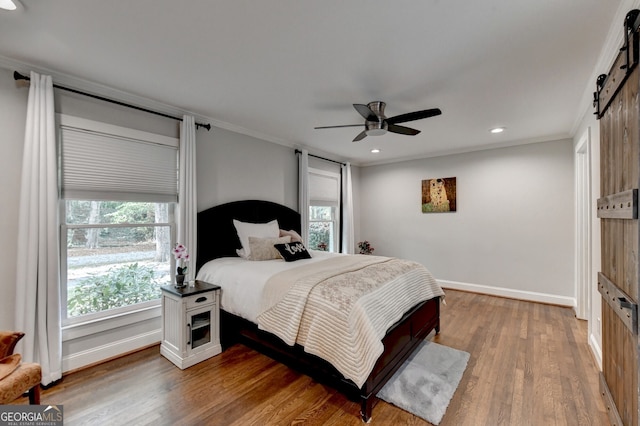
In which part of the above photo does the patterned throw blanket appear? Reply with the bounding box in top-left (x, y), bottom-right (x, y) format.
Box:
top-left (256, 255), bottom-right (444, 388)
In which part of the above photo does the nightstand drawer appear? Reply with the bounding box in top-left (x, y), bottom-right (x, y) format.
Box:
top-left (186, 292), bottom-right (215, 309)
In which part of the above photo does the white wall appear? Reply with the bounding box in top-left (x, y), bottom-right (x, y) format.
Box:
top-left (0, 67), bottom-right (27, 330)
top-left (196, 126), bottom-right (297, 212)
top-left (359, 139), bottom-right (575, 305)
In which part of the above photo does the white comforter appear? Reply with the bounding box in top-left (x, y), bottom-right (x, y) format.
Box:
top-left (197, 250), bottom-right (339, 322)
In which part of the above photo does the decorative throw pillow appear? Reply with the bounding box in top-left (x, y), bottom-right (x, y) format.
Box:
top-left (274, 241), bottom-right (312, 262)
top-left (0, 354), bottom-right (21, 381)
top-left (0, 331), bottom-right (24, 358)
top-left (279, 229), bottom-right (303, 243)
top-left (247, 236), bottom-right (291, 260)
top-left (233, 219), bottom-right (280, 258)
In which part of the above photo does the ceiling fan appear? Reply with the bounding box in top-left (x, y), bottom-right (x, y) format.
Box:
top-left (314, 101), bottom-right (442, 142)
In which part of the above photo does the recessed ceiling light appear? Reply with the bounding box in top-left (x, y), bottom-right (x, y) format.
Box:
top-left (371, 148), bottom-right (381, 154)
top-left (490, 127), bottom-right (505, 134)
top-left (0, 0), bottom-right (20, 10)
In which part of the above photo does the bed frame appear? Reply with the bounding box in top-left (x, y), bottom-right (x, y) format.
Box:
top-left (196, 200), bottom-right (441, 422)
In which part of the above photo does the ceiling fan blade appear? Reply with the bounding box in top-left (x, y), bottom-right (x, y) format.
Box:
top-left (314, 124), bottom-right (363, 129)
top-left (388, 123), bottom-right (421, 136)
top-left (353, 104), bottom-right (378, 121)
top-left (386, 108), bottom-right (442, 124)
top-left (352, 130), bottom-right (368, 142)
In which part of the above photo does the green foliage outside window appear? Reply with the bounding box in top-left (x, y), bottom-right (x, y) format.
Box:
top-left (104, 202), bottom-right (154, 223)
top-left (66, 201), bottom-right (158, 247)
top-left (308, 222), bottom-right (331, 250)
top-left (67, 263), bottom-right (161, 317)
top-left (66, 201), bottom-right (156, 225)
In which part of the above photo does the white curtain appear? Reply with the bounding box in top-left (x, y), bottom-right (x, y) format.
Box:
top-left (15, 71), bottom-right (61, 385)
top-left (178, 116), bottom-right (198, 281)
top-left (341, 162), bottom-right (355, 254)
top-left (298, 149), bottom-right (310, 244)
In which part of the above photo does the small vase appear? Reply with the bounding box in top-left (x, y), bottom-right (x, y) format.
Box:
top-left (175, 274), bottom-right (186, 288)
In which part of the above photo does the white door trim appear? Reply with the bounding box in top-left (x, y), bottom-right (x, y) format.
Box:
top-left (575, 128), bottom-right (592, 320)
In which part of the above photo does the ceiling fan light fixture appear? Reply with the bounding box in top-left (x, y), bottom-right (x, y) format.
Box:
top-left (0, 0), bottom-right (19, 10)
top-left (365, 120), bottom-right (388, 136)
top-left (371, 148), bottom-right (381, 153)
top-left (365, 128), bottom-right (387, 136)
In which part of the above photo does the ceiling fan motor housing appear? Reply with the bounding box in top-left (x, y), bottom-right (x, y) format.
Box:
top-left (367, 101), bottom-right (387, 119)
top-left (365, 101), bottom-right (388, 135)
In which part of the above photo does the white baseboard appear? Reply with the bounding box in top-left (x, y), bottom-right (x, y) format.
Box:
top-left (62, 329), bottom-right (161, 373)
top-left (589, 332), bottom-right (603, 371)
top-left (438, 279), bottom-right (576, 307)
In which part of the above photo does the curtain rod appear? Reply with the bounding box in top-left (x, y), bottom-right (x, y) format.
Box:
top-left (13, 71), bottom-right (211, 131)
top-left (295, 149), bottom-right (345, 166)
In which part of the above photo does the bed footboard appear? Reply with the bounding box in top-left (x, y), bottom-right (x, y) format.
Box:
top-left (359, 296), bottom-right (440, 422)
top-left (220, 296), bottom-right (441, 422)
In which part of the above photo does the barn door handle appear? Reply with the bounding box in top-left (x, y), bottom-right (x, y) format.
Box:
top-left (599, 273), bottom-right (637, 334)
top-left (618, 297), bottom-right (634, 310)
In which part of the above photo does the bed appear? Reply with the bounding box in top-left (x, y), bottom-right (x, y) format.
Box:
top-left (195, 199), bottom-right (444, 422)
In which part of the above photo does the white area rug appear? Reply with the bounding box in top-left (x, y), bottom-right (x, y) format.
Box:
top-left (377, 341), bottom-right (470, 425)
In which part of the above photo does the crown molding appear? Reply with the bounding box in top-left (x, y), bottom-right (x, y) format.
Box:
top-left (0, 54), bottom-right (301, 148)
top-left (358, 133), bottom-right (572, 167)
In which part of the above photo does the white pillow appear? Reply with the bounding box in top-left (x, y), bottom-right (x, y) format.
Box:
top-left (233, 219), bottom-right (280, 258)
top-left (279, 229), bottom-right (304, 243)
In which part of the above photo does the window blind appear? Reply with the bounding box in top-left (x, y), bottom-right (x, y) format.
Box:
top-left (59, 115), bottom-right (179, 202)
top-left (309, 168), bottom-right (340, 205)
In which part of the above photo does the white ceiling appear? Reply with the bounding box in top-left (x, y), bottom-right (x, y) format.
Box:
top-left (0, 1), bottom-right (623, 165)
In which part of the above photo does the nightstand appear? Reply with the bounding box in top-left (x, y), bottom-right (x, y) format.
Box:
top-left (160, 280), bottom-right (222, 369)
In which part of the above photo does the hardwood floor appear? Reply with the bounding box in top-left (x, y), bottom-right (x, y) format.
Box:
top-left (15, 290), bottom-right (609, 425)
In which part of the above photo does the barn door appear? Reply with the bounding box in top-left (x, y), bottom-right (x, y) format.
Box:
top-left (596, 11), bottom-right (640, 426)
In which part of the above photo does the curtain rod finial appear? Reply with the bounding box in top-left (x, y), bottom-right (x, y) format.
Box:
top-left (13, 71), bottom-right (29, 81)
top-left (14, 71), bottom-right (30, 87)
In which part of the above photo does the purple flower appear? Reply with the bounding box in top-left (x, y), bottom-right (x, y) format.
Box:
top-left (173, 243), bottom-right (189, 274)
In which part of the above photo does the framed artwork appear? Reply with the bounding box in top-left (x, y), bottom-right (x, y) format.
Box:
top-left (422, 177), bottom-right (456, 213)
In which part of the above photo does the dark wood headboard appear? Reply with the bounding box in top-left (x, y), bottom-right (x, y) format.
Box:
top-left (196, 199), bottom-right (301, 272)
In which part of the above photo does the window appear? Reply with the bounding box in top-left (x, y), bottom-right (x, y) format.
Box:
top-left (309, 204), bottom-right (338, 251)
top-left (62, 201), bottom-right (173, 322)
top-left (308, 168), bottom-right (340, 252)
top-left (59, 115), bottom-right (178, 325)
